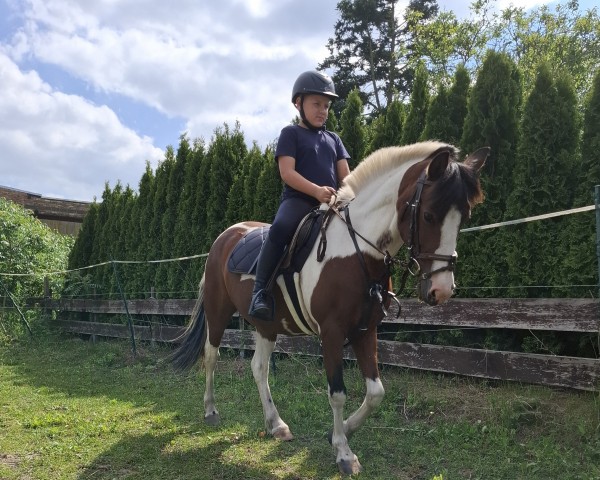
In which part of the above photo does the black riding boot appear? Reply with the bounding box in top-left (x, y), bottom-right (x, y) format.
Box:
top-left (248, 235), bottom-right (283, 321)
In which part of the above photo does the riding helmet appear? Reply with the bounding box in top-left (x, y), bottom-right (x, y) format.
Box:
top-left (291, 70), bottom-right (338, 104)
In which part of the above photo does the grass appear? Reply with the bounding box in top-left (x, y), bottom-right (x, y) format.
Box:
top-left (0, 332), bottom-right (599, 479)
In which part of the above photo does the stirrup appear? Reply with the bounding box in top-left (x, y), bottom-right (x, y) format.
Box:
top-left (249, 290), bottom-right (274, 321)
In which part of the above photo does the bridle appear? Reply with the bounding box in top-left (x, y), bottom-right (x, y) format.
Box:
top-left (321, 168), bottom-right (458, 324)
top-left (400, 170), bottom-right (457, 287)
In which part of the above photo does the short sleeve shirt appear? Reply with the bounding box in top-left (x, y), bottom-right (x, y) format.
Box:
top-left (275, 125), bottom-right (350, 201)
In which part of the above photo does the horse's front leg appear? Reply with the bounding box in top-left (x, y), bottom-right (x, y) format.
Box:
top-left (323, 336), bottom-right (362, 475)
top-left (251, 334), bottom-right (293, 440)
top-left (345, 328), bottom-right (385, 438)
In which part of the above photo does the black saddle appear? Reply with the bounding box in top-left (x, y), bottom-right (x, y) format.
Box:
top-left (227, 208), bottom-right (325, 276)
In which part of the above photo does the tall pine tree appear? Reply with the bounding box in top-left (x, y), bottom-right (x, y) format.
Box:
top-left (457, 51), bottom-right (521, 297)
top-left (504, 64), bottom-right (579, 298)
top-left (339, 88), bottom-right (366, 168)
top-left (556, 69), bottom-right (600, 297)
top-left (401, 61), bottom-right (429, 144)
top-left (204, 123), bottom-right (246, 251)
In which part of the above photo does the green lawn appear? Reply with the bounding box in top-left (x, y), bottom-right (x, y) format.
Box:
top-left (0, 334), bottom-right (598, 479)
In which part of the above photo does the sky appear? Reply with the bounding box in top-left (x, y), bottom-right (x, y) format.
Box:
top-left (0, 0), bottom-right (593, 202)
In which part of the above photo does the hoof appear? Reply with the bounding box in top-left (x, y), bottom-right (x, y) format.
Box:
top-left (272, 426), bottom-right (294, 441)
top-left (204, 413), bottom-right (220, 426)
top-left (337, 457), bottom-right (362, 475)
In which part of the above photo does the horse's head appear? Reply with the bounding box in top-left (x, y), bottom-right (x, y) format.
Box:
top-left (396, 146), bottom-right (488, 305)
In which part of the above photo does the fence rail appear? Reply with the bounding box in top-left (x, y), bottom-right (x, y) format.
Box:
top-left (37, 297), bottom-right (600, 391)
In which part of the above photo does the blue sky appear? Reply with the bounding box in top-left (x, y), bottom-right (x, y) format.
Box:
top-left (0, 0), bottom-right (595, 201)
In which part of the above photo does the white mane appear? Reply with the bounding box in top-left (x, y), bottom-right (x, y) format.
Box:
top-left (337, 141), bottom-right (453, 202)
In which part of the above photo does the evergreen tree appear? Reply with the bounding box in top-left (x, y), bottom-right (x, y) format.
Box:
top-left (320, 0), bottom-right (439, 115)
top-left (339, 88), bottom-right (366, 168)
top-left (326, 108), bottom-right (340, 133)
top-left (253, 146), bottom-right (282, 223)
top-left (185, 140), bottom-right (212, 293)
top-left (204, 123), bottom-right (245, 251)
top-left (149, 147), bottom-right (175, 296)
top-left (115, 185), bottom-right (135, 293)
top-left (401, 62), bottom-right (429, 144)
top-left (89, 183), bottom-right (114, 294)
top-left (226, 143), bottom-right (264, 225)
top-left (445, 64), bottom-right (470, 145)
top-left (172, 138), bottom-right (206, 297)
top-left (132, 162), bottom-right (156, 297)
top-left (225, 144), bottom-right (256, 226)
top-left (504, 64), bottom-right (579, 298)
top-left (368, 98), bottom-right (405, 154)
top-left (421, 83), bottom-right (450, 141)
top-left (162, 135), bottom-right (192, 296)
top-left (556, 69), bottom-right (600, 297)
top-left (68, 201), bottom-right (98, 271)
top-left (457, 51), bottom-right (521, 297)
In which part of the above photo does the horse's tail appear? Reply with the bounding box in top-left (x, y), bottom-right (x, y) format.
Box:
top-left (170, 273), bottom-right (208, 373)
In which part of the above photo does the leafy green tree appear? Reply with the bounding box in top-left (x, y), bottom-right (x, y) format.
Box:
top-left (339, 88), bottom-right (366, 168)
top-left (504, 64), bottom-right (579, 298)
top-left (408, 0), bottom-right (494, 84)
top-left (401, 61), bottom-right (429, 144)
top-left (0, 198), bottom-right (73, 338)
top-left (494, 2), bottom-right (600, 98)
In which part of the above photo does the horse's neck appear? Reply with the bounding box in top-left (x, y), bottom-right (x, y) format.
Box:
top-left (338, 161), bottom-right (414, 258)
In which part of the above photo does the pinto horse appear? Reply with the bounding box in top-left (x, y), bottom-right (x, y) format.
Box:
top-left (170, 141), bottom-right (488, 475)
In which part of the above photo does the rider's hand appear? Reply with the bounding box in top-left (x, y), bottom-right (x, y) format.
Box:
top-left (314, 186), bottom-right (336, 204)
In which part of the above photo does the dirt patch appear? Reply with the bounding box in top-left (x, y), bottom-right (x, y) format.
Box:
top-left (0, 452), bottom-right (39, 468)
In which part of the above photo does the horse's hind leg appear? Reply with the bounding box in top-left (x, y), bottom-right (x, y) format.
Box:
top-left (203, 336), bottom-right (220, 426)
top-left (251, 334), bottom-right (293, 441)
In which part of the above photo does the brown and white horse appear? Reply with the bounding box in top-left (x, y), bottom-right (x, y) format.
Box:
top-left (170, 141), bottom-right (488, 475)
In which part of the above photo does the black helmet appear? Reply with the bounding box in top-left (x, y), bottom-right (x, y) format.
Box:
top-left (291, 70), bottom-right (338, 104)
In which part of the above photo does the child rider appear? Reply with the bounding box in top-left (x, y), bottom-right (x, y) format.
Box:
top-left (248, 70), bottom-right (351, 321)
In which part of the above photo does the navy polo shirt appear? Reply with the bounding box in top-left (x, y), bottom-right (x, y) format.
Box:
top-left (275, 124), bottom-right (350, 202)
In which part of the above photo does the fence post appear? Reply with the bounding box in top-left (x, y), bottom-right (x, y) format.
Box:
top-left (43, 276), bottom-right (50, 320)
top-left (111, 259), bottom-right (137, 357)
top-left (595, 185), bottom-right (600, 300)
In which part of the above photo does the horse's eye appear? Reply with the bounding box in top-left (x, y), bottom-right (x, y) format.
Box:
top-left (423, 212), bottom-right (434, 223)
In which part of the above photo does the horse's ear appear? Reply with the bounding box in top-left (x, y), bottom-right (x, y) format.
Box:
top-left (426, 149), bottom-right (450, 181)
top-left (464, 147), bottom-right (490, 173)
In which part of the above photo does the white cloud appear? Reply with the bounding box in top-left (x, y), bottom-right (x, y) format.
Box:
top-left (0, 52), bottom-right (163, 200)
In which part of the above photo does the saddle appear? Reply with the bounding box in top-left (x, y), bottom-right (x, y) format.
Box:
top-left (227, 208), bottom-right (330, 335)
top-left (227, 208), bottom-right (326, 276)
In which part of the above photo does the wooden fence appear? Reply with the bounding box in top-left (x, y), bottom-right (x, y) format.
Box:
top-left (38, 297), bottom-right (600, 392)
